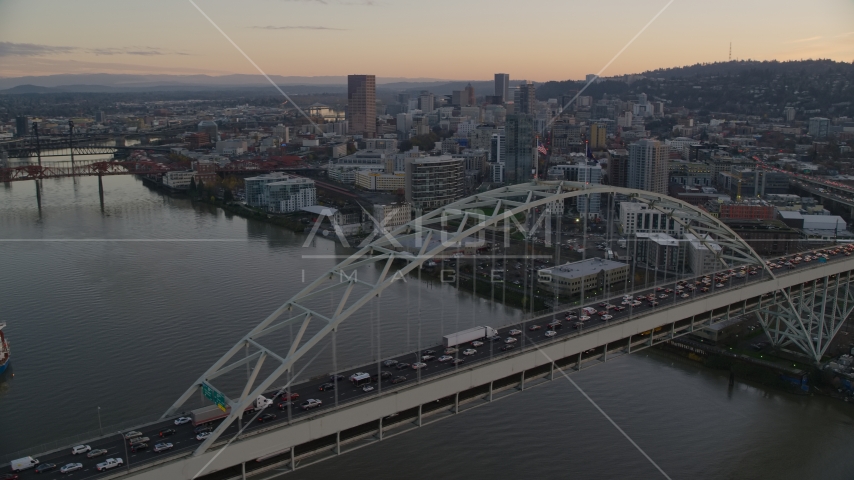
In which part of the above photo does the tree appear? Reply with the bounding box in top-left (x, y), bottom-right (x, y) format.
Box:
top-left (189, 177), bottom-right (197, 192)
top-left (223, 189), bottom-right (234, 202)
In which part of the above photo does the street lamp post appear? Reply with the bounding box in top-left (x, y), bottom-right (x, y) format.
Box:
top-left (120, 431), bottom-right (129, 472)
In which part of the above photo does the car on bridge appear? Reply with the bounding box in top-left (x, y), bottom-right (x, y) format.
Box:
top-left (411, 362), bottom-right (427, 369)
top-left (451, 358), bottom-right (466, 365)
top-left (509, 329), bottom-right (522, 336)
top-left (601, 315), bottom-right (613, 320)
top-left (438, 355), bottom-right (453, 362)
top-left (130, 443), bottom-right (148, 453)
top-left (362, 384), bottom-right (375, 392)
top-left (258, 413), bottom-right (277, 423)
top-left (422, 355), bottom-right (436, 362)
top-left (396, 362), bottom-right (411, 370)
top-left (71, 445), bottom-right (91, 455)
top-left (280, 392), bottom-right (300, 401)
top-left (318, 383), bottom-right (336, 391)
top-left (471, 340), bottom-right (484, 347)
top-left (95, 458), bottom-right (125, 472)
top-left (443, 347), bottom-right (458, 354)
top-left (545, 330), bottom-right (557, 338)
top-left (529, 324), bottom-right (542, 331)
top-left (124, 431), bottom-right (142, 439)
top-left (196, 432), bottom-right (211, 441)
top-left (153, 443), bottom-right (174, 453)
top-left (383, 359), bottom-right (398, 367)
top-left (301, 399), bottom-right (323, 410)
top-left (174, 417), bottom-right (192, 425)
top-left (391, 376), bottom-right (407, 384)
top-left (463, 349), bottom-right (477, 356)
top-left (505, 337), bottom-right (518, 344)
top-left (86, 449), bottom-right (108, 459)
top-left (60, 464), bottom-right (83, 475)
top-left (34, 464), bottom-right (57, 474)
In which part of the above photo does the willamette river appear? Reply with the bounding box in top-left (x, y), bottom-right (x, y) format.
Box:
top-left (2, 175), bottom-right (854, 479)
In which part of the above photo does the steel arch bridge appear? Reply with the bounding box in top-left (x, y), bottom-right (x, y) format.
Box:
top-left (164, 181), bottom-right (848, 455)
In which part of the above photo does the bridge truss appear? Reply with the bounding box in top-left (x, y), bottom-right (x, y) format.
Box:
top-left (0, 158), bottom-right (172, 182)
top-left (162, 181), bottom-right (849, 455)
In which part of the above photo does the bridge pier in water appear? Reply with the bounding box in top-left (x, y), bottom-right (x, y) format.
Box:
top-left (97, 173), bottom-right (105, 210)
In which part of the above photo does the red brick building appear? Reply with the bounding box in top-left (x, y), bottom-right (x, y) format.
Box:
top-left (719, 204), bottom-right (776, 220)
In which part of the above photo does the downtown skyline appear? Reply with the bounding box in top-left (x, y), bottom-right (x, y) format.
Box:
top-left (1, 0), bottom-right (853, 80)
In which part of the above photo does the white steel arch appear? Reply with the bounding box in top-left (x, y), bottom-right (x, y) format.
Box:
top-left (164, 181), bottom-right (774, 454)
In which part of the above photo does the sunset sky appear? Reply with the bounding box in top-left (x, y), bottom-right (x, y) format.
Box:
top-left (1, 0), bottom-right (853, 81)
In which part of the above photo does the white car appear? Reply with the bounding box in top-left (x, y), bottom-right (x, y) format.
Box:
top-left (544, 330), bottom-right (557, 337)
top-left (438, 355), bottom-right (453, 362)
top-left (681, 293), bottom-right (690, 298)
top-left (196, 432), bottom-right (211, 441)
top-left (579, 316), bottom-right (591, 321)
top-left (443, 348), bottom-right (458, 354)
top-left (411, 362), bottom-right (427, 370)
top-left (61, 463), bottom-right (83, 474)
top-left (361, 384), bottom-right (375, 392)
top-left (153, 443), bottom-right (174, 453)
top-left (601, 314), bottom-right (613, 320)
top-left (174, 417), bottom-right (192, 425)
top-left (470, 341), bottom-right (484, 347)
top-left (462, 348), bottom-right (477, 356)
top-left (96, 458), bottom-right (123, 472)
top-left (71, 445), bottom-right (91, 455)
top-left (630, 301), bottom-right (642, 307)
top-left (504, 337), bottom-right (517, 344)
top-left (509, 329), bottom-right (522, 336)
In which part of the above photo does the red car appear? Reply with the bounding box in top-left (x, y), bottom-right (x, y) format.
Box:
top-left (281, 392), bottom-right (300, 401)
top-left (4, 474), bottom-right (20, 480)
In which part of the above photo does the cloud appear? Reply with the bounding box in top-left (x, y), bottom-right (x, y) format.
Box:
top-left (786, 36), bottom-right (822, 44)
top-left (88, 47), bottom-right (191, 56)
top-left (836, 31), bottom-right (854, 38)
top-left (0, 41), bottom-right (77, 57)
top-left (251, 25), bottom-right (346, 31)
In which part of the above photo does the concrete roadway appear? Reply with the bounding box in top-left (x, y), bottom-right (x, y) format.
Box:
top-left (11, 245), bottom-right (853, 480)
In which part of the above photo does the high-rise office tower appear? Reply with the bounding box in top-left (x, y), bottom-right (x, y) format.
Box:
top-left (627, 139), bottom-right (666, 194)
top-left (494, 73), bottom-right (509, 103)
top-left (15, 116), bottom-right (30, 138)
top-left (418, 91), bottom-right (434, 112)
top-left (517, 81), bottom-right (536, 116)
top-left (589, 123), bottom-right (607, 149)
top-left (505, 114), bottom-right (534, 184)
top-left (464, 83), bottom-right (475, 107)
top-left (348, 75), bottom-right (376, 136)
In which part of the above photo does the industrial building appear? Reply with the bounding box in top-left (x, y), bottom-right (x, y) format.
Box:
top-left (537, 258), bottom-right (629, 295)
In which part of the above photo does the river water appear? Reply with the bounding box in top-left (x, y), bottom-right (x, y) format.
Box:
top-left (1, 175), bottom-right (853, 479)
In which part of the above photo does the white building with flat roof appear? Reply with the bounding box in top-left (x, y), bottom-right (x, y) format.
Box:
top-left (620, 202), bottom-right (685, 236)
top-left (684, 232), bottom-right (721, 276)
top-left (265, 177), bottom-right (316, 213)
top-left (537, 258), bottom-right (629, 295)
top-left (372, 203), bottom-right (411, 233)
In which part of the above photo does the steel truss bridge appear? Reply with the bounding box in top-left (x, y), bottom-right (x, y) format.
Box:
top-left (14, 182), bottom-right (854, 480)
top-left (0, 158), bottom-right (174, 182)
top-left (1, 144), bottom-right (172, 159)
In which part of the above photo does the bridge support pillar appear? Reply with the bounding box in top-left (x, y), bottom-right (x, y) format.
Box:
top-left (602, 344), bottom-right (608, 362)
top-left (335, 431), bottom-right (340, 455)
top-left (454, 392), bottom-right (459, 413)
top-left (97, 173), bottom-right (105, 210)
top-left (290, 448), bottom-right (295, 471)
top-left (34, 180), bottom-right (42, 211)
top-left (520, 371), bottom-right (525, 391)
top-left (488, 381), bottom-right (493, 402)
top-left (378, 417), bottom-right (383, 440)
top-left (241, 462), bottom-right (245, 480)
top-left (549, 361), bottom-right (555, 380)
top-left (577, 352), bottom-right (582, 371)
top-left (417, 405), bottom-right (422, 426)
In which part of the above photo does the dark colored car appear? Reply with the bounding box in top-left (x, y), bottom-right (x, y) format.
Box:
top-left (280, 392), bottom-right (300, 401)
top-left (391, 376), bottom-right (407, 384)
top-left (547, 321), bottom-right (562, 330)
top-left (4, 474), bottom-right (20, 480)
top-left (277, 401), bottom-right (292, 410)
top-left (329, 374), bottom-right (345, 382)
top-left (318, 382), bottom-right (336, 391)
top-left (194, 425), bottom-right (213, 435)
top-left (371, 370), bottom-right (393, 380)
top-left (499, 344), bottom-right (515, 351)
top-left (34, 465), bottom-right (57, 474)
top-left (529, 325), bottom-right (542, 331)
top-left (451, 358), bottom-right (465, 365)
top-left (422, 350), bottom-right (436, 355)
top-left (130, 443), bottom-right (149, 453)
top-left (159, 429), bottom-right (176, 437)
top-left (258, 413), bottom-right (277, 423)
top-left (396, 362), bottom-right (411, 370)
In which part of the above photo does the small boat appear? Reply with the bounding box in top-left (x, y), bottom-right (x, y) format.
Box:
top-left (0, 323), bottom-right (10, 375)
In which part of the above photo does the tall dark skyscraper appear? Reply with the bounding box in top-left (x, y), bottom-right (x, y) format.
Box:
top-left (494, 73), bottom-right (509, 103)
top-left (505, 114), bottom-right (534, 184)
top-left (464, 83), bottom-right (475, 107)
top-left (517, 81), bottom-right (536, 116)
top-left (15, 116), bottom-right (29, 138)
top-left (347, 75), bottom-right (376, 137)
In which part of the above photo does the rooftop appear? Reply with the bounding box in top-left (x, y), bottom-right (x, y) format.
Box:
top-left (541, 258), bottom-right (627, 280)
